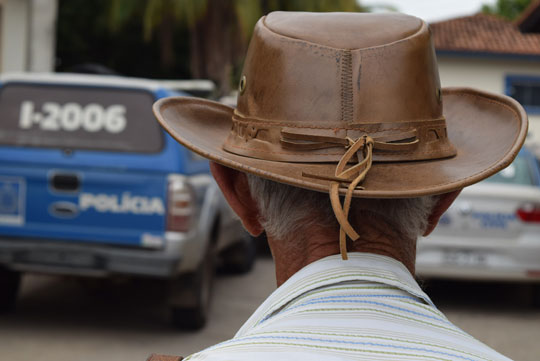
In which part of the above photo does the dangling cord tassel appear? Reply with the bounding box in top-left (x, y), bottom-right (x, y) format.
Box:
top-left (295, 131), bottom-right (418, 260)
top-left (328, 136), bottom-right (374, 260)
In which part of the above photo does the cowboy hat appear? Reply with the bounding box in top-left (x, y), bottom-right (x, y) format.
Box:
top-left (154, 12), bottom-right (527, 200)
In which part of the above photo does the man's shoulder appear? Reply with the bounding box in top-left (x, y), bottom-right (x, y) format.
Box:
top-left (186, 281), bottom-right (512, 361)
top-left (186, 329), bottom-right (513, 361)
top-left (186, 255), bottom-right (512, 361)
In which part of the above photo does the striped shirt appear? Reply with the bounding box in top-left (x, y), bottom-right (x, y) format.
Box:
top-left (186, 253), bottom-right (512, 361)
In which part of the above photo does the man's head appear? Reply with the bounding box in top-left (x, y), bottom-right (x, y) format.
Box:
top-left (210, 161), bottom-right (460, 282)
top-left (154, 12), bottom-right (526, 276)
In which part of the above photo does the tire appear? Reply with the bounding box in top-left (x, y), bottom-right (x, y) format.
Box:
top-left (220, 236), bottom-right (257, 274)
top-left (0, 266), bottom-right (21, 313)
top-left (169, 246), bottom-right (214, 330)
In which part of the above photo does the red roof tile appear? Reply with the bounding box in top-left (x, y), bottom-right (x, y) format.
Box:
top-left (431, 13), bottom-right (540, 55)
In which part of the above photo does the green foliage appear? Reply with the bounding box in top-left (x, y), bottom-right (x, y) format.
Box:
top-left (271, 0), bottom-right (363, 12)
top-left (234, 0), bottom-right (263, 40)
top-left (481, 0), bottom-right (534, 20)
top-left (109, 0), bottom-right (207, 40)
top-left (57, 0), bottom-right (366, 86)
top-left (108, 0), bottom-right (144, 33)
top-left (56, 0), bottom-right (191, 78)
top-left (107, 0), bottom-right (364, 45)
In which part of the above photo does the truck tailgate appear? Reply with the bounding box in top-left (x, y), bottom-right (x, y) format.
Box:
top-left (0, 163), bottom-right (167, 248)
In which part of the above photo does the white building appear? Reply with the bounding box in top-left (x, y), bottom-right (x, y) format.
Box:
top-left (431, 4), bottom-right (540, 150)
top-left (0, 0), bottom-right (57, 73)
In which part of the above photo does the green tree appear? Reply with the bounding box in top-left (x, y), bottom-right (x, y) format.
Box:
top-left (108, 0), bottom-right (364, 94)
top-left (109, 0), bottom-right (208, 72)
top-left (56, 0), bottom-right (191, 79)
top-left (481, 0), bottom-right (534, 20)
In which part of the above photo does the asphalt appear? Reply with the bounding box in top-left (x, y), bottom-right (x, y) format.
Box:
top-left (1, 255), bottom-right (539, 361)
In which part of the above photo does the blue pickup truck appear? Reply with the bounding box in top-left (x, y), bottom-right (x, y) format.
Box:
top-left (0, 73), bottom-right (254, 329)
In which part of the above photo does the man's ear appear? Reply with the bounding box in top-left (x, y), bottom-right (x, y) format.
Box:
top-left (210, 162), bottom-right (264, 236)
top-left (423, 190), bottom-right (462, 236)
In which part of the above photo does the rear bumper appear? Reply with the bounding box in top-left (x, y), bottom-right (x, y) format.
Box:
top-left (416, 236), bottom-right (540, 282)
top-left (0, 232), bottom-right (194, 278)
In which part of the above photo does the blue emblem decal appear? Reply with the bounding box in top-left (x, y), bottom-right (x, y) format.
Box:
top-left (471, 212), bottom-right (516, 229)
top-left (0, 177), bottom-right (25, 225)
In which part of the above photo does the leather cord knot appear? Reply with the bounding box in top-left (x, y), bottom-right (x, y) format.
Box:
top-left (281, 130), bottom-right (419, 260)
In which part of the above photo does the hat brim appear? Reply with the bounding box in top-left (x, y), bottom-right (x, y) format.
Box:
top-left (154, 87), bottom-right (527, 198)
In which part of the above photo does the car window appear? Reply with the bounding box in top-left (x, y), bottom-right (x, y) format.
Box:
top-left (484, 156), bottom-right (533, 185)
top-left (0, 83), bottom-right (163, 153)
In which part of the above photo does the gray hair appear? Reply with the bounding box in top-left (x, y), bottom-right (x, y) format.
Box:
top-left (246, 174), bottom-right (438, 243)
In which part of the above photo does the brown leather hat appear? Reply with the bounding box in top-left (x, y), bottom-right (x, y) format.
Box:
top-left (154, 11), bottom-right (527, 200)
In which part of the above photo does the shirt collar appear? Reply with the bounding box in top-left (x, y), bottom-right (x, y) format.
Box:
top-left (236, 252), bottom-right (433, 337)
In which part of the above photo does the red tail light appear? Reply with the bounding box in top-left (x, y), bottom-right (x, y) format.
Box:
top-left (167, 175), bottom-right (195, 232)
top-left (517, 203), bottom-right (540, 223)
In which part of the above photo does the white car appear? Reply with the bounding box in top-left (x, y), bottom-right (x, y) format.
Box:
top-left (416, 149), bottom-right (540, 287)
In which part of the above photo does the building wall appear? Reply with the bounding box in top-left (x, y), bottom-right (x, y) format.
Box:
top-left (0, 0), bottom-right (57, 73)
top-left (0, 0), bottom-right (29, 72)
top-left (437, 55), bottom-right (540, 148)
top-left (28, 0), bottom-right (57, 72)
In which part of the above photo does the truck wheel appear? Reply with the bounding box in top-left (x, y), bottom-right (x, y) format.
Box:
top-left (170, 247), bottom-right (214, 330)
top-left (0, 266), bottom-right (21, 313)
top-left (220, 236), bottom-right (257, 274)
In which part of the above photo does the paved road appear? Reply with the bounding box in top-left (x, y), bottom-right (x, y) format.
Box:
top-left (1, 255), bottom-right (540, 361)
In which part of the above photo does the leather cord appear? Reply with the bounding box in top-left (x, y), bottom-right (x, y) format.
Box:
top-left (282, 131), bottom-right (419, 260)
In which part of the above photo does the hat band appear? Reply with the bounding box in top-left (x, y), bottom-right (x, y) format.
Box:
top-left (223, 111), bottom-right (456, 163)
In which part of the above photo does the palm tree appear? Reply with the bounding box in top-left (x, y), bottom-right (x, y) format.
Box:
top-left (108, 0), bottom-right (364, 94)
top-left (109, 0), bottom-right (208, 72)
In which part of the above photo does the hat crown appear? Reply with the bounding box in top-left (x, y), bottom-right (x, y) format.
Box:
top-left (226, 12), bottom-right (454, 164)
top-left (236, 12), bottom-right (442, 127)
top-left (264, 11), bottom-right (423, 49)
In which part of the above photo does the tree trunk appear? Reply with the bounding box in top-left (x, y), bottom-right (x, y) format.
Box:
top-left (189, 0), bottom-right (245, 96)
top-left (159, 10), bottom-right (175, 71)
